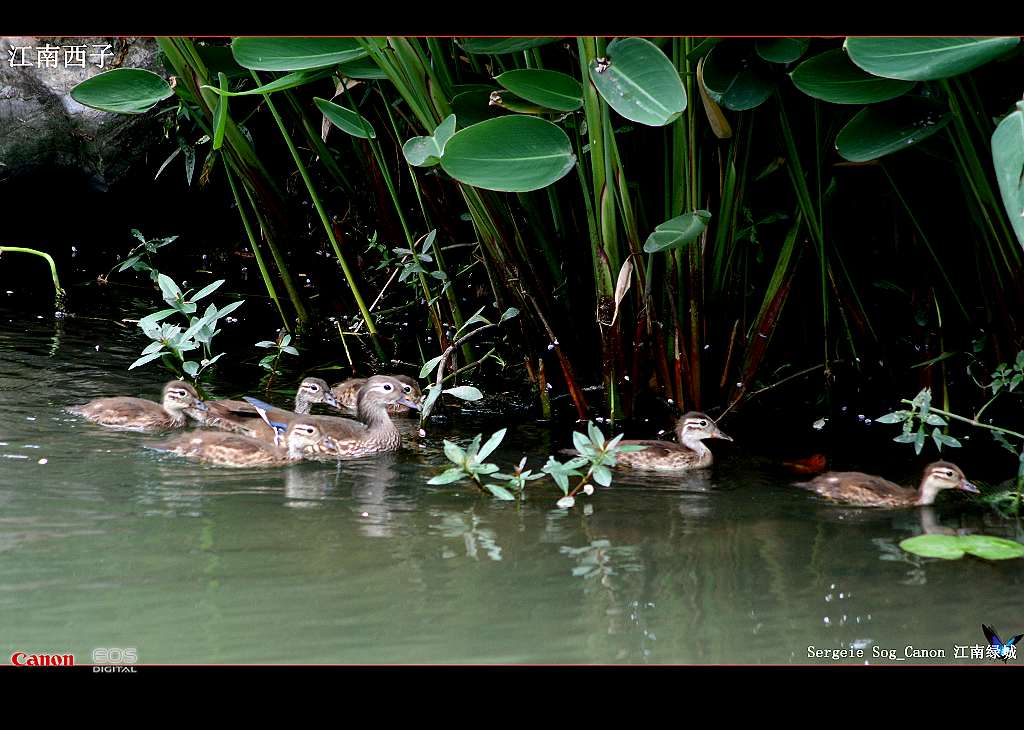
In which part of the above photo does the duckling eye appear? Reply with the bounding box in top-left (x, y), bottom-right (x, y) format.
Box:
top-left (174, 389), bottom-right (187, 398)
top-left (306, 383), bottom-right (319, 392)
top-left (403, 385), bottom-right (413, 394)
top-left (699, 420), bottom-right (708, 427)
top-left (383, 383), bottom-right (393, 391)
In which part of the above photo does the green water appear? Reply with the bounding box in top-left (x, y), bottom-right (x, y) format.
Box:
top-left (1, 302), bottom-right (1022, 664)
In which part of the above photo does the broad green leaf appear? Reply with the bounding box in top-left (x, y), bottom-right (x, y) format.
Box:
top-left (443, 440), bottom-right (466, 464)
top-left (202, 68), bottom-right (334, 97)
top-left (419, 354), bottom-right (444, 379)
top-left (231, 37), bottom-right (370, 71)
top-left (875, 411), bottom-right (910, 424)
top-left (459, 38), bottom-right (561, 55)
top-left (899, 535), bottom-right (964, 559)
top-left (756, 38), bottom-right (810, 64)
top-left (70, 68), bottom-right (173, 115)
top-left (440, 116), bottom-right (575, 193)
top-left (444, 385), bottom-right (483, 401)
top-left (212, 299), bottom-right (244, 320)
top-left (129, 351), bottom-right (166, 370)
top-left (403, 114), bottom-right (457, 167)
top-left (845, 37), bottom-right (1021, 81)
top-left (485, 484), bottom-right (517, 501)
top-left (992, 101), bottom-right (1024, 251)
top-left (315, 97), bottom-right (376, 139)
top-left (337, 57), bottom-right (388, 80)
top-left (499, 307), bottom-right (519, 323)
top-left (592, 465), bottom-right (613, 487)
top-left (701, 41), bottom-right (776, 111)
top-left (182, 361), bottom-right (200, 378)
top-left (643, 210), bottom-right (712, 253)
top-left (428, 467), bottom-right (467, 485)
top-left (835, 97), bottom-right (950, 163)
top-left (959, 536), bottom-right (1024, 560)
top-left (589, 37), bottom-right (687, 126)
top-left (450, 89), bottom-right (505, 128)
top-left (488, 91), bottom-right (557, 115)
top-left (158, 273), bottom-right (182, 303)
top-left (477, 429), bottom-right (507, 462)
top-left (790, 49), bottom-right (914, 104)
top-left (140, 340), bottom-right (164, 356)
top-left (495, 69), bottom-right (583, 112)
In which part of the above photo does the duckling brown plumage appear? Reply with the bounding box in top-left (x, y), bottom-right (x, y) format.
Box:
top-left (68, 380), bottom-right (207, 432)
top-left (151, 421), bottom-right (336, 468)
top-left (331, 374), bottom-right (420, 415)
top-left (610, 412), bottom-right (733, 471)
top-left (195, 377), bottom-right (339, 439)
top-left (798, 461), bottom-right (979, 508)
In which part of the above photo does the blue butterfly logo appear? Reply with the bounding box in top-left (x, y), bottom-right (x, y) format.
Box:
top-left (982, 625), bottom-right (1023, 663)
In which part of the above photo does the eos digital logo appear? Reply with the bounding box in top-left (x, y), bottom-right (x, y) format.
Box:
top-left (92, 647), bottom-right (138, 673)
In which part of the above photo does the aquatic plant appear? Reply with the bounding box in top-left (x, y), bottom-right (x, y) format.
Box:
top-left (428, 421), bottom-right (644, 507)
top-left (129, 273), bottom-right (243, 383)
top-left (899, 534), bottom-right (1024, 561)
top-left (0, 245), bottom-right (66, 311)
top-left (255, 333), bottom-right (299, 377)
top-left (104, 229), bottom-right (178, 285)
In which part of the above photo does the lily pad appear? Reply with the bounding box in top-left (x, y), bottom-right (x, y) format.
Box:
top-left (899, 534), bottom-right (1024, 561)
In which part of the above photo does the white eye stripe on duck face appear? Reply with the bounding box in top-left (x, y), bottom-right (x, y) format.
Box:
top-left (301, 382), bottom-right (321, 393)
top-left (683, 418), bottom-right (710, 430)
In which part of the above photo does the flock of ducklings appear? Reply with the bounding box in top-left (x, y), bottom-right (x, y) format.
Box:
top-left (67, 378), bottom-right (979, 510)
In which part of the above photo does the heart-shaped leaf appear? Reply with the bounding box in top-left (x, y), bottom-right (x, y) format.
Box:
top-left (643, 210), bottom-right (712, 253)
top-left (70, 68), bottom-right (173, 115)
top-left (835, 97), bottom-right (950, 162)
top-left (440, 115), bottom-right (576, 192)
top-left (495, 69), bottom-right (583, 112)
top-left (845, 37), bottom-right (1021, 81)
top-left (589, 37), bottom-right (687, 126)
top-left (791, 49), bottom-right (915, 104)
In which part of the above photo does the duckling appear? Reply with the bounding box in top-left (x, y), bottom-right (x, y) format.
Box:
top-left (250, 375), bottom-right (420, 457)
top-left (798, 461), bottom-right (979, 508)
top-left (151, 421), bottom-right (337, 468)
top-left (607, 412), bottom-right (733, 470)
top-left (331, 374), bottom-right (421, 415)
top-left (68, 380), bottom-right (207, 432)
top-left (195, 377), bottom-right (339, 439)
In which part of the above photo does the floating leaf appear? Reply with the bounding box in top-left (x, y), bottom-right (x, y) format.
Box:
top-left (315, 97), bottom-right (375, 139)
top-left (643, 210), bottom-right (712, 253)
top-left (70, 68), bottom-right (173, 115)
top-left (900, 534), bottom-right (1024, 560)
top-left (495, 69), bottom-right (583, 112)
top-left (845, 37), bottom-right (1021, 81)
top-left (440, 116), bottom-right (575, 193)
top-left (992, 101), bottom-right (1024, 251)
top-left (835, 97), bottom-right (951, 163)
top-left (589, 37), bottom-right (687, 126)
top-left (790, 49), bottom-right (915, 104)
top-left (231, 37), bottom-right (371, 71)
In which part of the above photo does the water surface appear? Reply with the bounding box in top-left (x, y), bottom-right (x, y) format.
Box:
top-left (1, 300), bottom-right (1021, 664)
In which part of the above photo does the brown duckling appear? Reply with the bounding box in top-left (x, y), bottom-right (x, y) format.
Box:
top-left (195, 377), bottom-right (339, 439)
top-left (151, 421), bottom-right (337, 468)
top-left (798, 461), bottom-right (979, 508)
top-left (68, 380), bottom-right (207, 432)
top-left (607, 412), bottom-right (733, 470)
top-left (256, 375), bottom-right (420, 458)
top-left (331, 374), bottom-right (421, 415)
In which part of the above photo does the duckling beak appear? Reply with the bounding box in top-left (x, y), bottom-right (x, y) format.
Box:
top-left (193, 400), bottom-right (209, 412)
top-left (397, 396), bottom-right (421, 411)
top-left (959, 478), bottom-right (980, 494)
top-left (324, 391), bottom-right (340, 409)
top-left (713, 426), bottom-right (733, 442)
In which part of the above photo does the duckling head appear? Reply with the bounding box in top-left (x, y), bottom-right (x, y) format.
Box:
top-left (162, 380), bottom-right (206, 414)
top-left (296, 377), bottom-right (339, 412)
top-left (393, 375), bottom-right (422, 406)
top-left (356, 375), bottom-right (421, 421)
top-left (918, 461), bottom-right (978, 504)
top-left (675, 411), bottom-right (732, 445)
top-left (284, 421), bottom-right (329, 456)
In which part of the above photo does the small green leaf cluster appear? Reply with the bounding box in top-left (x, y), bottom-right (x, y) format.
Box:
top-left (256, 334), bottom-right (299, 374)
top-left (129, 273), bottom-right (243, 382)
top-left (394, 230), bottom-right (447, 284)
top-left (428, 421), bottom-right (645, 507)
top-left (990, 351), bottom-right (1024, 396)
top-left (876, 387), bottom-right (960, 455)
top-left (111, 229), bottom-right (178, 283)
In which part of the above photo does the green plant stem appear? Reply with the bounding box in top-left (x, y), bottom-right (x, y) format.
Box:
top-left (0, 246), bottom-right (65, 308)
top-left (253, 71), bottom-right (384, 360)
top-left (901, 399), bottom-right (1024, 442)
